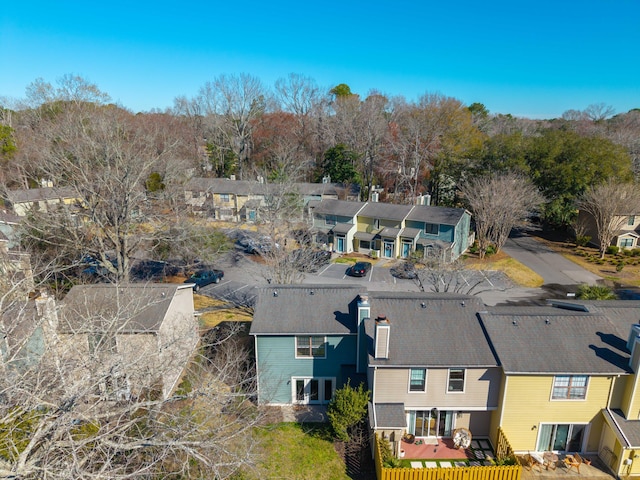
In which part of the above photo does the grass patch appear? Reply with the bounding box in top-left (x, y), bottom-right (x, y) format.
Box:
top-left (244, 423), bottom-right (349, 480)
top-left (465, 254), bottom-right (544, 288)
top-left (199, 308), bottom-right (252, 329)
top-left (194, 294), bottom-right (227, 310)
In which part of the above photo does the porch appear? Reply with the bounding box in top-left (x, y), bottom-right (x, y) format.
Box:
top-left (400, 437), bottom-right (497, 466)
top-left (518, 455), bottom-right (614, 480)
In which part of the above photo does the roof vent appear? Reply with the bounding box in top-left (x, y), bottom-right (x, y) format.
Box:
top-left (309, 290), bottom-right (314, 295)
top-left (273, 291), bottom-right (278, 297)
top-left (421, 302), bottom-right (426, 308)
top-left (545, 318), bottom-right (550, 325)
top-left (512, 320), bottom-right (518, 326)
top-left (461, 301), bottom-right (466, 307)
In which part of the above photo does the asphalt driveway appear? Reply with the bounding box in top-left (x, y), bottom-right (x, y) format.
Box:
top-left (503, 230), bottom-right (601, 286)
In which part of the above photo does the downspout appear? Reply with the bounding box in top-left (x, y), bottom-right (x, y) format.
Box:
top-left (372, 366), bottom-right (378, 429)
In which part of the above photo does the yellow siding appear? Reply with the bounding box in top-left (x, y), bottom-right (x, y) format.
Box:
top-left (358, 217), bottom-right (374, 232)
top-left (500, 375), bottom-right (613, 451)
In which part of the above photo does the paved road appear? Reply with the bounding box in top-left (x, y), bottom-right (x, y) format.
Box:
top-left (503, 230), bottom-right (601, 286)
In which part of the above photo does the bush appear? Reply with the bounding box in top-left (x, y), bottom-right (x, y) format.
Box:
top-left (606, 245), bottom-right (620, 255)
top-left (378, 436), bottom-right (393, 463)
top-left (632, 249), bottom-right (640, 257)
top-left (484, 244), bottom-right (496, 256)
top-left (616, 261), bottom-right (625, 272)
top-left (327, 381), bottom-right (370, 442)
top-left (575, 235), bottom-right (591, 247)
top-left (577, 284), bottom-right (617, 300)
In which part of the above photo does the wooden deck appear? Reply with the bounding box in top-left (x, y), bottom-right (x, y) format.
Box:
top-left (519, 455), bottom-right (615, 480)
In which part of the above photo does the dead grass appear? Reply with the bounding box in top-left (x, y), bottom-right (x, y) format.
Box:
top-left (465, 251), bottom-right (544, 288)
top-left (532, 236), bottom-right (640, 287)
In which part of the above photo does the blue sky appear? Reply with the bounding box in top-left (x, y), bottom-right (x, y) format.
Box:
top-left (2, 0), bottom-right (639, 118)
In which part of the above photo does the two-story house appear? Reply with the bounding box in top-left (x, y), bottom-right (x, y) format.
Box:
top-left (310, 200), bottom-right (366, 253)
top-left (364, 293), bottom-right (500, 453)
top-left (5, 186), bottom-right (79, 217)
top-left (578, 210), bottom-right (640, 251)
top-left (251, 285), bottom-right (364, 405)
top-left (480, 299), bottom-right (640, 478)
top-left (184, 177), bottom-right (360, 222)
top-left (310, 199), bottom-right (473, 260)
top-left (56, 283), bottom-right (199, 400)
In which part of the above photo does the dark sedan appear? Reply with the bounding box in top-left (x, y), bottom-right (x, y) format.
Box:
top-left (347, 261), bottom-right (372, 277)
top-left (184, 269), bottom-right (224, 291)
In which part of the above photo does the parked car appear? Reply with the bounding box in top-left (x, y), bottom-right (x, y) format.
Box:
top-left (184, 269), bottom-right (224, 291)
top-left (347, 261), bottom-right (372, 277)
top-left (244, 236), bottom-right (279, 255)
top-left (390, 261), bottom-right (417, 279)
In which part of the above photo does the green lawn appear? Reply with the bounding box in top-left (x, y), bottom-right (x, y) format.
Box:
top-left (242, 423), bottom-right (350, 480)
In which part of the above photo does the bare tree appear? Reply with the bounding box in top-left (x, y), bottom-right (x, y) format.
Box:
top-left (459, 173), bottom-right (544, 258)
top-left (0, 282), bottom-right (264, 479)
top-left (411, 250), bottom-right (500, 294)
top-left (195, 74), bottom-right (267, 179)
top-left (578, 180), bottom-right (640, 259)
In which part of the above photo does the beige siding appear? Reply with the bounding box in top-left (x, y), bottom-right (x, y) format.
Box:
top-left (373, 367), bottom-right (500, 409)
top-left (158, 287), bottom-right (198, 398)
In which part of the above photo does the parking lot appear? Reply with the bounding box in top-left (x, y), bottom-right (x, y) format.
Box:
top-left (197, 251), bottom-right (514, 307)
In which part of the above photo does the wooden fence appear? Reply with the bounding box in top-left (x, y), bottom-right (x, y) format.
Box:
top-left (374, 433), bottom-right (522, 480)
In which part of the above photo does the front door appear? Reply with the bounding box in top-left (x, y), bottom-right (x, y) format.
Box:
top-left (402, 242), bottom-right (411, 258)
top-left (336, 236), bottom-right (345, 253)
top-left (383, 240), bottom-right (394, 258)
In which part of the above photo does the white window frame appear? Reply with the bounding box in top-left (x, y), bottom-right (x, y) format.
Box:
top-left (220, 193), bottom-right (230, 203)
top-left (447, 368), bottom-right (465, 393)
top-left (551, 375), bottom-right (588, 400)
top-left (408, 368), bottom-right (427, 393)
top-left (291, 376), bottom-right (335, 404)
top-left (295, 335), bottom-right (327, 359)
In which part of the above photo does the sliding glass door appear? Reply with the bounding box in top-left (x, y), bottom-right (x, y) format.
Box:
top-left (537, 423), bottom-right (586, 452)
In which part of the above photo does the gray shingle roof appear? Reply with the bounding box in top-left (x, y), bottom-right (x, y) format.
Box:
top-left (479, 310), bottom-right (631, 374)
top-left (359, 203), bottom-right (413, 222)
top-left (7, 187), bottom-right (77, 204)
top-left (547, 300), bottom-right (640, 340)
top-left (365, 293), bottom-right (497, 367)
top-left (605, 409), bottom-right (640, 447)
top-left (250, 285), bottom-right (363, 335)
top-left (59, 284), bottom-right (187, 333)
top-left (406, 205), bottom-right (468, 225)
top-left (312, 199), bottom-right (366, 217)
top-left (370, 402), bottom-right (407, 429)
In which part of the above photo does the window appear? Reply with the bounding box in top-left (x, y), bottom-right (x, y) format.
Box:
top-left (621, 238), bottom-right (635, 248)
top-left (425, 223), bottom-right (439, 235)
top-left (325, 215), bottom-right (337, 226)
top-left (409, 369), bottom-right (426, 392)
top-left (292, 377), bottom-right (335, 404)
top-left (628, 215), bottom-right (636, 226)
top-left (552, 375), bottom-right (588, 399)
top-left (296, 336), bottom-right (326, 358)
top-left (359, 240), bottom-right (371, 250)
top-left (220, 194), bottom-right (230, 203)
top-left (448, 369), bottom-right (465, 392)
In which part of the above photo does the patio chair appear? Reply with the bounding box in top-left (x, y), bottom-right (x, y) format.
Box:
top-left (575, 453), bottom-right (591, 466)
top-left (523, 452), bottom-right (543, 471)
top-left (564, 454), bottom-right (581, 473)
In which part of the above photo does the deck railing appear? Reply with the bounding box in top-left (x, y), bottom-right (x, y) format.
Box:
top-left (374, 433), bottom-right (522, 480)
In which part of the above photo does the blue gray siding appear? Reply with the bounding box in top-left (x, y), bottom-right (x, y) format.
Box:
top-left (256, 334), bottom-right (357, 404)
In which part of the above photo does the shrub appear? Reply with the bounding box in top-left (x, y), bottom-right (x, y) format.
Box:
top-left (327, 381), bottom-right (370, 442)
top-left (606, 245), bottom-right (620, 255)
top-left (616, 261), bottom-right (625, 272)
top-left (468, 242), bottom-right (479, 254)
top-left (575, 235), bottom-right (591, 247)
top-left (577, 284), bottom-right (617, 300)
top-left (632, 249), bottom-right (640, 257)
top-left (378, 436), bottom-right (393, 463)
top-left (484, 244), bottom-right (496, 256)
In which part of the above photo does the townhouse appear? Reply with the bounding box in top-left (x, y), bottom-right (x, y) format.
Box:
top-left (250, 285), bottom-right (640, 475)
